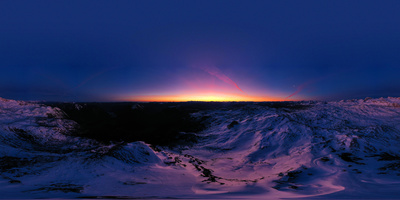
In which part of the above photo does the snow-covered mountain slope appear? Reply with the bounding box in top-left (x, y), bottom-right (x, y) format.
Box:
top-left (1, 97), bottom-right (400, 199)
top-left (182, 98), bottom-right (400, 198)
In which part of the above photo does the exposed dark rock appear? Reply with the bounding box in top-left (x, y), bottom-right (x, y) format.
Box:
top-left (122, 181), bottom-right (147, 185)
top-left (227, 120), bottom-right (239, 129)
top-left (320, 157), bottom-right (330, 162)
top-left (289, 185), bottom-right (299, 189)
top-left (379, 161), bottom-right (400, 171)
top-left (9, 180), bottom-right (21, 184)
top-left (376, 152), bottom-right (400, 161)
top-left (338, 153), bottom-right (365, 165)
top-left (287, 170), bottom-right (303, 179)
top-left (28, 183), bottom-right (83, 193)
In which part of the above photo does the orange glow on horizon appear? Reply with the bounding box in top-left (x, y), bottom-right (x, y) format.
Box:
top-left (119, 93), bottom-right (289, 102)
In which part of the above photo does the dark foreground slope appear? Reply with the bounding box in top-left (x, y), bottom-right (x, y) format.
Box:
top-left (44, 102), bottom-right (208, 146)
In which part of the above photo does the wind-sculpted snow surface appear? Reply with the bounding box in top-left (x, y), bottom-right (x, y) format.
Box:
top-left (1, 97), bottom-right (400, 199)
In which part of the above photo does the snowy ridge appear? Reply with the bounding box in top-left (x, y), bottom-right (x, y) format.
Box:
top-left (0, 98), bottom-right (76, 154)
top-left (180, 97), bottom-right (400, 198)
top-left (0, 98), bottom-right (162, 198)
top-left (1, 97), bottom-right (400, 199)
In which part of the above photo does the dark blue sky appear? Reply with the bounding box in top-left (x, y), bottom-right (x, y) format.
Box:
top-left (1, 0), bottom-right (400, 101)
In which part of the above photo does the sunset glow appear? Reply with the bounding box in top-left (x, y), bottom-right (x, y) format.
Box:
top-left (120, 93), bottom-right (287, 102)
top-left (1, 1), bottom-right (399, 102)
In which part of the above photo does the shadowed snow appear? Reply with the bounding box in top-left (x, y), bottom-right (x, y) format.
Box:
top-left (1, 97), bottom-right (400, 199)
